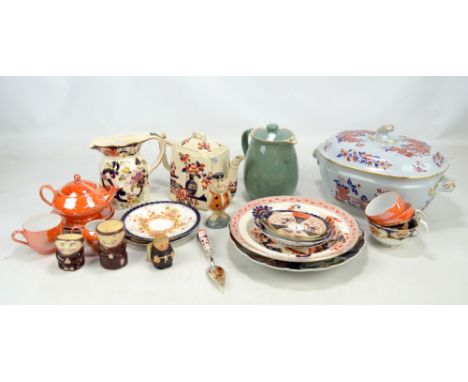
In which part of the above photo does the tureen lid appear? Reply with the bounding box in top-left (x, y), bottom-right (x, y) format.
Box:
top-left (317, 125), bottom-right (448, 178)
top-left (59, 174), bottom-right (98, 197)
top-left (179, 132), bottom-right (224, 154)
top-left (252, 123), bottom-right (296, 144)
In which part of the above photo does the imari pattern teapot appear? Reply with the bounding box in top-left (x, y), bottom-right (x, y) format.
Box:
top-left (153, 132), bottom-right (244, 211)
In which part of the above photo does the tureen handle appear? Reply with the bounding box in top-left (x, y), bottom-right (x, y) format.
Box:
top-left (192, 132), bottom-right (207, 142)
top-left (39, 184), bottom-right (58, 207)
top-left (429, 176), bottom-right (456, 196)
top-left (373, 124), bottom-right (395, 144)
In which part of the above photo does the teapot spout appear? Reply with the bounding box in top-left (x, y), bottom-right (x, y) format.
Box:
top-left (227, 155), bottom-right (244, 196)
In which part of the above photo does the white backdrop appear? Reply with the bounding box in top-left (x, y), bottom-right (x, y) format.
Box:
top-left (1, 77), bottom-right (467, 304)
top-left (1, 77), bottom-right (467, 141)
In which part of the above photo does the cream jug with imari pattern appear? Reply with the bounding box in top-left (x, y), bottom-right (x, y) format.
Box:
top-left (152, 132), bottom-right (244, 211)
top-left (90, 133), bottom-right (166, 210)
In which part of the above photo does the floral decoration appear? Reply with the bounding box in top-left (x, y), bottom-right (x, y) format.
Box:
top-left (433, 152), bottom-right (445, 167)
top-left (197, 142), bottom-right (211, 151)
top-left (337, 148), bottom-right (392, 170)
top-left (333, 176), bottom-right (370, 209)
top-left (384, 137), bottom-right (430, 158)
top-left (413, 160), bottom-right (428, 173)
top-left (251, 205), bottom-right (273, 220)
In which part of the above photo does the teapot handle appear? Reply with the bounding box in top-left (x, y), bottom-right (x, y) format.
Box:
top-left (241, 129), bottom-right (253, 155)
top-left (145, 134), bottom-right (167, 175)
top-left (39, 184), bottom-right (57, 207)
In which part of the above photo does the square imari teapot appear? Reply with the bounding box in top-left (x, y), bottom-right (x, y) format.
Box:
top-left (153, 132), bottom-right (244, 211)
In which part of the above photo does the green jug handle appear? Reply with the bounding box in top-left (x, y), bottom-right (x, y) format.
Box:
top-left (241, 129), bottom-right (253, 155)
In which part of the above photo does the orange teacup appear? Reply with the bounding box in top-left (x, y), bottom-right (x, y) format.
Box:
top-left (11, 213), bottom-right (64, 255)
top-left (378, 203), bottom-right (415, 226)
top-left (71, 219), bottom-right (105, 253)
top-left (365, 192), bottom-right (409, 226)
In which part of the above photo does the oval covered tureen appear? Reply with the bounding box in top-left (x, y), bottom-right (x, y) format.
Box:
top-left (314, 124), bottom-right (455, 210)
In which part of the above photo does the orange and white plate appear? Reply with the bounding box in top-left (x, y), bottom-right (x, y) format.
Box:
top-left (229, 196), bottom-right (360, 263)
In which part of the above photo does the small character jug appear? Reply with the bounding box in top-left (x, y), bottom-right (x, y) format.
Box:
top-left (90, 133), bottom-right (166, 209)
top-left (242, 123), bottom-right (298, 200)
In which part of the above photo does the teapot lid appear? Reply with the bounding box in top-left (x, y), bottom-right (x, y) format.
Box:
top-left (252, 124), bottom-right (296, 143)
top-left (317, 125), bottom-right (449, 179)
top-left (180, 132), bottom-right (224, 154)
top-left (59, 174), bottom-right (99, 197)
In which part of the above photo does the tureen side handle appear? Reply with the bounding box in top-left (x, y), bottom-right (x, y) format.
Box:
top-left (39, 184), bottom-right (58, 207)
top-left (241, 129), bottom-right (253, 155)
top-left (429, 176), bottom-right (456, 196)
top-left (150, 132), bottom-right (171, 171)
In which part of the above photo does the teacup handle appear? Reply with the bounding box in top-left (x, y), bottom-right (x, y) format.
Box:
top-left (11, 230), bottom-right (28, 246)
top-left (415, 209), bottom-right (429, 232)
top-left (39, 184), bottom-right (57, 207)
top-left (145, 135), bottom-right (167, 175)
top-left (69, 226), bottom-right (83, 234)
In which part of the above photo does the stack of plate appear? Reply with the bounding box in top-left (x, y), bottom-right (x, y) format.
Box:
top-left (229, 196), bottom-right (366, 272)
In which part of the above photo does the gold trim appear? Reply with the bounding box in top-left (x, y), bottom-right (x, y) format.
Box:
top-left (316, 150), bottom-right (449, 180)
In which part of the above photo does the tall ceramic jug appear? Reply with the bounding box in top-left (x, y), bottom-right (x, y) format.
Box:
top-left (242, 124), bottom-right (298, 200)
top-left (90, 133), bottom-right (166, 209)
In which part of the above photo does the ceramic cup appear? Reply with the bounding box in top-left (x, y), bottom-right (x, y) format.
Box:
top-left (368, 209), bottom-right (428, 247)
top-left (96, 219), bottom-right (128, 270)
top-left (80, 219), bottom-right (105, 254)
top-left (365, 191), bottom-right (413, 226)
top-left (55, 233), bottom-right (85, 271)
top-left (11, 213), bottom-right (64, 255)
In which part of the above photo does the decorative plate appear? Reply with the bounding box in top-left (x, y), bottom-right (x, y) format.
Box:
top-left (230, 230), bottom-right (365, 272)
top-left (122, 201), bottom-right (200, 245)
top-left (253, 207), bottom-right (331, 247)
top-left (229, 196), bottom-right (360, 263)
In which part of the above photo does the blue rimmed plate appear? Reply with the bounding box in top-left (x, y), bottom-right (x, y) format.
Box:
top-left (122, 201), bottom-right (200, 245)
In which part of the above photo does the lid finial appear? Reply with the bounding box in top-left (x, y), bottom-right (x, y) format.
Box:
top-left (266, 124), bottom-right (279, 133)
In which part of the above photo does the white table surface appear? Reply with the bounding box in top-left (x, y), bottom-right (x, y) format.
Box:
top-left (1, 135), bottom-right (467, 304)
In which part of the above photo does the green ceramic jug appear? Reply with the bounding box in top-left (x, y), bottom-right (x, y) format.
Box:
top-left (242, 124), bottom-right (298, 200)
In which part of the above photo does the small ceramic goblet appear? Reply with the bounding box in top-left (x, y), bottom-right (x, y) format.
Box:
top-left (206, 172), bottom-right (231, 229)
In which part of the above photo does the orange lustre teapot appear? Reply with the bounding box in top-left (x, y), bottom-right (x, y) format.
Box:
top-left (39, 174), bottom-right (117, 228)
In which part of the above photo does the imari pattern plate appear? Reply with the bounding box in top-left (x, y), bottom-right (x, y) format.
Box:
top-left (230, 230), bottom-right (365, 272)
top-left (229, 196), bottom-right (360, 263)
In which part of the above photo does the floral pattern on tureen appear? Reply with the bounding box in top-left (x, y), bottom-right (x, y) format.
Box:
top-left (318, 125), bottom-right (449, 178)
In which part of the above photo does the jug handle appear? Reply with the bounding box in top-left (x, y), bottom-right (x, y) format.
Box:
top-left (146, 134), bottom-right (167, 174)
top-left (150, 132), bottom-right (172, 171)
top-left (39, 184), bottom-right (57, 207)
top-left (241, 129), bottom-right (253, 155)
